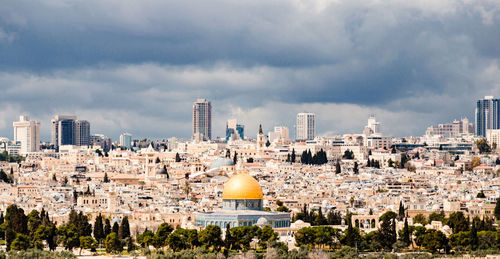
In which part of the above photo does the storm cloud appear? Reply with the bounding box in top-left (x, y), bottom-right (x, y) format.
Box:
top-left (1, 0), bottom-right (500, 140)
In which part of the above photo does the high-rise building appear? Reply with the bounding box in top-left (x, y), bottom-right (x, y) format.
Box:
top-left (193, 99), bottom-right (212, 141)
top-left (226, 119), bottom-right (244, 141)
top-left (51, 115), bottom-right (90, 149)
top-left (268, 126), bottom-right (289, 143)
top-left (296, 113), bottom-right (315, 141)
top-left (13, 115), bottom-right (40, 154)
top-left (120, 132), bottom-right (132, 149)
top-left (75, 120), bottom-right (90, 146)
top-left (91, 134), bottom-right (112, 152)
top-left (475, 96), bottom-right (500, 137)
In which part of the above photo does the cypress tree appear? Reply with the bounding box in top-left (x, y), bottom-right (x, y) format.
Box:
top-left (104, 219), bottom-right (112, 237)
top-left (403, 217), bottom-right (410, 246)
top-left (291, 149), bottom-right (296, 163)
top-left (119, 216), bottom-right (130, 240)
top-left (336, 161), bottom-right (341, 174)
top-left (112, 221), bottom-right (119, 235)
top-left (94, 213), bottom-right (105, 242)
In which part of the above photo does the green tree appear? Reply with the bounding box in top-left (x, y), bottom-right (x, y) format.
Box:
top-left (291, 149), bottom-right (296, 163)
top-left (152, 222), bottom-right (173, 249)
top-left (335, 160), bottom-right (341, 174)
top-left (342, 220), bottom-right (362, 248)
top-left (494, 196), bottom-right (500, 219)
top-left (259, 225), bottom-right (277, 248)
top-left (379, 211), bottom-right (397, 250)
top-left (402, 217), bottom-right (410, 247)
top-left (118, 216), bottom-right (130, 240)
top-left (103, 173), bottom-right (110, 183)
top-left (3, 204), bottom-right (28, 251)
top-left (224, 223), bottom-right (233, 251)
top-left (175, 153), bottom-right (181, 162)
top-left (10, 233), bottom-right (30, 251)
top-left (104, 219), bottom-right (111, 237)
top-left (105, 232), bottom-right (122, 254)
top-left (428, 211), bottom-right (446, 223)
top-left (136, 228), bottom-right (154, 248)
top-left (475, 139), bottom-right (491, 154)
top-left (112, 222), bottom-right (119, 235)
top-left (413, 213), bottom-right (427, 225)
top-left (353, 162), bottom-right (358, 173)
top-left (397, 201), bottom-right (405, 221)
top-left (421, 229), bottom-right (449, 253)
top-left (199, 225), bottom-right (223, 251)
top-left (448, 211), bottom-right (469, 234)
top-left (93, 213), bottom-right (105, 243)
top-left (166, 228), bottom-right (198, 251)
top-left (79, 236), bottom-right (97, 255)
top-left (326, 210), bottom-right (342, 225)
top-left (58, 223), bottom-right (80, 250)
top-left (0, 212), bottom-right (4, 240)
top-left (27, 210), bottom-right (41, 239)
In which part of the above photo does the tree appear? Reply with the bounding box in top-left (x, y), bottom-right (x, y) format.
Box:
top-left (326, 210), bottom-right (342, 225)
top-left (105, 232), bottom-right (122, 254)
top-left (477, 190), bottom-right (486, 198)
top-left (266, 140), bottom-right (271, 147)
top-left (118, 216), bottom-right (130, 240)
top-left (0, 212), bottom-right (4, 240)
top-left (103, 173), bottom-right (110, 183)
top-left (494, 196), bottom-right (500, 219)
top-left (428, 211), bottom-right (445, 223)
top-left (136, 228), bottom-right (154, 248)
top-left (4, 204), bottom-right (28, 251)
top-left (398, 201), bottom-right (405, 221)
top-left (112, 222), bottom-right (119, 235)
top-left (126, 237), bottom-right (135, 252)
top-left (470, 219), bottom-right (479, 250)
top-left (313, 208), bottom-right (328, 226)
top-left (353, 162), bottom-right (358, 174)
top-left (470, 156), bottom-right (481, 170)
top-left (27, 210), bottom-right (41, 239)
top-left (10, 233), bottom-right (30, 251)
top-left (291, 149), bottom-right (296, 163)
top-left (58, 223), bottom-right (80, 250)
top-left (448, 211), bottom-right (469, 234)
top-left (152, 222), bottom-right (173, 249)
top-left (379, 211), bottom-right (397, 250)
top-left (335, 161), bottom-right (341, 174)
top-left (402, 217), bottom-right (410, 247)
top-left (79, 236), bottom-right (97, 255)
top-left (224, 223), bottom-right (233, 251)
top-left (166, 228), bottom-right (198, 251)
top-left (198, 225), bottom-right (223, 251)
top-left (93, 213), bottom-right (105, 243)
top-left (233, 151), bottom-right (238, 164)
top-left (342, 150), bottom-right (354, 159)
top-left (0, 169), bottom-right (12, 183)
top-left (104, 219), bottom-right (111, 237)
top-left (388, 159), bottom-right (394, 168)
top-left (175, 153), bottom-right (181, 162)
top-left (342, 221), bottom-right (362, 248)
top-left (155, 157), bottom-right (160, 164)
top-left (475, 139), bottom-right (491, 154)
top-left (421, 229), bottom-right (449, 253)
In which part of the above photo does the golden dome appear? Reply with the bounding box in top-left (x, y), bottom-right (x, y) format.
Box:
top-left (222, 173), bottom-right (263, 200)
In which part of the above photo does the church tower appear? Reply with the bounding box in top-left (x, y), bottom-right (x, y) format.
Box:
top-left (257, 124), bottom-right (266, 151)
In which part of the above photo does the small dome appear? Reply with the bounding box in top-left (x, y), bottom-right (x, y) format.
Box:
top-left (156, 167), bottom-right (168, 174)
top-left (222, 173), bottom-right (263, 200)
top-left (256, 217), bottom-right (270, 227)
top-left (210, 158), bottom-right (234, 170)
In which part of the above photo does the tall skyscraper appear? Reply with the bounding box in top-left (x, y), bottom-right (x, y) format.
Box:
top-left (193, 99), bottom-right (212, 141)
top-left (296, 113), bottom-right (315, 141)
top-left (51, 115), bottom-right (90, 149)
top-left (120, 132), bottom-right (132, 149)
top-left (75, 120), bottom-right (90, 146)
top-left (226, 119), bottom-right (244, 141)
top-left (475, 96), bottom-right (500, 137)
top-left (13, 115), bottom-right (40, 154)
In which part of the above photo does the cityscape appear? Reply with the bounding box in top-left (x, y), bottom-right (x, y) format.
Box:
top-left (1, 1), bottom-right (500, 259)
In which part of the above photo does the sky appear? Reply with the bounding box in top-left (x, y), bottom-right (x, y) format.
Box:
top-left (1, 0), bottom-right (500, 141)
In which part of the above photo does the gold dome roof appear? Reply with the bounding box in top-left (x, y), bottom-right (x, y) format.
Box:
top-left (222, 173), bottom-right (263, 200)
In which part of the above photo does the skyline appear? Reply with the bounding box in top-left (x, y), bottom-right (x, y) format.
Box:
top-left (1, 1), bottom-right (500, 140)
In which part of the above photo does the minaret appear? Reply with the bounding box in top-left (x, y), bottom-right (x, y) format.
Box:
top-left (257, 124), bottom-right (265, 151)
top-left (145, 144), bottom-right (156, 180)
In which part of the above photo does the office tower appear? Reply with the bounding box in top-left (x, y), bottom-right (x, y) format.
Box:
top-left (192, 99), bottom-right (212, 140)
top-left (91, 134), bottom-right (112, 152)
top-left (120, 132), bottom-right (132, 149)
top-left (51, 115), bottom-right (90, 148)
top-left (226, 119), bottom-right (244, 141)
top-left (268, 126), bottom-right (289, 143)
top-left (367, 115), bottom-right (380, 134)
top-left (475, 96), bottom-right (500, 137)
top-left (51, 115), bottom-right (77, 148)
top-left (13, 115), bottom-right (40, 154)
top-left (296, 113), bottom-right (315, 141)
top-left (75, 120), bottom-right (90, 146)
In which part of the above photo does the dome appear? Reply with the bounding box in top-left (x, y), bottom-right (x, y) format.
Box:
top-left (210, 158), bottom-right (234, 170)
top-left (222, 173), bottom-right (263, 200)
top-left (256, 217), bottom-right (270, 227)
top-left (156, 167), bottom-right (168, 174)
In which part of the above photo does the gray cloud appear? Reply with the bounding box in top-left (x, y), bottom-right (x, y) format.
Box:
top-left (0, 0), bottom-right (499, 140)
